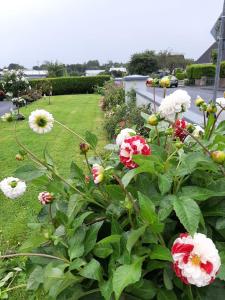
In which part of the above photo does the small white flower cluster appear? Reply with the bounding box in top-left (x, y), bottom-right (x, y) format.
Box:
top-left (29, 109), bottom-right (54, 134)
top-left (159, 90), bottom-right (191, 119)
top-left (1, 112), bottom-right (13, 122)
top-left (116, 128), bottom-right (136, 146)
top-left (12, 97), bottom-right (26, 105)
top-left (0, 177), bottom-right (26, 199)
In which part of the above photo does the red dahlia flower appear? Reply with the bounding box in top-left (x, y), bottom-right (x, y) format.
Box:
top-left (119, 135), bottom-right (151, 169)
top-left (175, 119), bottom-right (188, 142)
top-left (38, 191), bottom-right (54, 205)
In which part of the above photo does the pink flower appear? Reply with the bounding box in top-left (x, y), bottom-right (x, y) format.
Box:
top-left (38, 192), bottom-right (54, 205)
top-left (92, 164), bottom-right (104, 184)
top-left (119, 136), bottom-right (151, 169)
top-left (174, 119), bottom-right (188, 142)
top-left (171, 233), bottom-right (221, 287)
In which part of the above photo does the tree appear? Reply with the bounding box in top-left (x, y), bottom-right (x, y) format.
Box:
top-left (128, 51), bottom-right (158, 75)
top-left (86, 60), bottom-right (100, 70)
top-left (41, 61), bottom-right (67, 77)
top-left (8, 63), bottom-right (24, 70)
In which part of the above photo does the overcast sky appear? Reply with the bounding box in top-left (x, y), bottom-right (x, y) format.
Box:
top-left (0, 0), bottom-right (224, 68)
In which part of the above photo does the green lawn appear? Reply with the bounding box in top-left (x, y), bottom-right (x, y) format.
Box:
top-left (0, 94), bottom-right (106, 253)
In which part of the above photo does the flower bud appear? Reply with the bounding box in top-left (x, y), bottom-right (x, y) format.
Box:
top-left (165, 128), bottom-right (173, 136)
top-left (186, 123), bottom-right (195, 133)
top-left (92, 164), bottom-right (104, 184)
top-left (15, 154), bottom-right (24, 161)
top-left (211, 151), bottom-right (225, 164)
top-left (80, 143), bottom-right (90, 154)
top-left (38, 191), bottom-right (54, 205)
top-left (201, 103), bottom-right (208, 111)
top-left (195, 96), bottom-right (205, 107)
top-left (207, 104), bottom-right (217, 114)
top-left (175, 141), bottom-right (183, 149)
top-left (146, 78), bottom-right (153, 87)
top-left (148, 114), bottom-right (159, 126)
top-left (85, 175), bottom-right (90, 184)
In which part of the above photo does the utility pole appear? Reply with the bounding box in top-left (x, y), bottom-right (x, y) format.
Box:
top-left (213, 0), bottom-right (225, 103)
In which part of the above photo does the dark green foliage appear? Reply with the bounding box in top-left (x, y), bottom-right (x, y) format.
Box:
top-left (128, 50), bottom-right (158, 75)
top-left (186, 64), bottom-right (216, 79)
top-left (29, 76), bottom-right (110, 95)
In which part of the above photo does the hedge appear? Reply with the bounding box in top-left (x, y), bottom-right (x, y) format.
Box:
top-left (29, 75), bottom-right (110, 95)
top-left (186, 64), bottom-right (216, 79)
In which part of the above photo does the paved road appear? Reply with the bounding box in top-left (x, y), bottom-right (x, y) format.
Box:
top-left (0, 101), bottom-right (14, 116)
top-left (154, 86), bottom-right (224, 115)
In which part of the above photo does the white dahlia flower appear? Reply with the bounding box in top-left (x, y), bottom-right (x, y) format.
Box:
top-left (92, 164), bottom-right (104, 184)
top-left (29, 109), bottom-right (54, 134)
top-left (116, 128), bottom-right (136, 146)
top-left (159, 90), bottom-right (191, 119)
top-left (172, 233), bottom-right (221, 287)
top-left (0, 177), bottom-right (26, 199)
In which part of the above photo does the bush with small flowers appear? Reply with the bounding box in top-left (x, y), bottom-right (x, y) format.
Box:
top-left (1, 90), bottom-right (225, 299)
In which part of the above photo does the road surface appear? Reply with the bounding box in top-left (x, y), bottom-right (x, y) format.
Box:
top-left (0, 101), bottom-right (14, 116)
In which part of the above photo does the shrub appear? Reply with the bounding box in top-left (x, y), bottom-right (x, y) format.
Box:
top-left (2, 70), bottom-right (30, 97)
top-left (100, 80), bottom-right (125, 111)
top-left (186, 64), bottom-right (216, 79)
top-left (0, 90), bottom-right (5, 101)
top-left (29, 76), bottom-right (110, 95)
top-left (175, 70), bottom-right (186, 80)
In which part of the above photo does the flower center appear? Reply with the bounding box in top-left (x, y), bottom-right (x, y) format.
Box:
top-left (9, 180), bottom-right (17, 188)
top-left (191, 255), bottom-right (201, 266)
top-left (35, 116), bottom-right (47, 127)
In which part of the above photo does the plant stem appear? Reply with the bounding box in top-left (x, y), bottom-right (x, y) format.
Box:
top-left (0, 253), bottom-right (69, 263)
top-left (155, 126), bottom-right (160, 146)
top-left (55, 120), bottom-right (87, 143)
top-left (203, 111), bottom-right (206, 128)
top-left (113, 175), bottom-right (140, 214)
top-left (208, 105), bottom-right (225, 139)
top-left (80, 288), bottom-right (100, 298)
top-left (86, 217), bottom-right (107, 225)
top-left (4, 284), bottom-right (27, 293)
top-left (153, 86), bottom-right (156, 112)
top-left (49, 204), bottom-right (55, 227)
top-left (84, 153), bottom-right (92, 173)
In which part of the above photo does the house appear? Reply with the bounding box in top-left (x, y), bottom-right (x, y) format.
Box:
top-left (109, 67), bottom-right (127, 73)
top-left (85, 70), bottom-right (105, 76)
top-left (0, 69), bottom-right (48, 79)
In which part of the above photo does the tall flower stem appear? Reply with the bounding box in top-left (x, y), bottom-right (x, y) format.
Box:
top-left (208, 105), bottom-right (225, 139)
top-left (153, 86), bottom-right (156, 112)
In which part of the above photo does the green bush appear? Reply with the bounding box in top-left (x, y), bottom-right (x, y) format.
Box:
top-left (175, 70), bottom-right (186, 80)
top-left (186, 64), bottom-right (216, 79)
top-left (100, 81), bottom-right (125, 111)
top-left (29, 76), bottom-right (110, 95)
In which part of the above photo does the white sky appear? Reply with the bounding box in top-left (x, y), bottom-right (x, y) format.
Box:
top-left (0, 0), bottom-right (224, 67)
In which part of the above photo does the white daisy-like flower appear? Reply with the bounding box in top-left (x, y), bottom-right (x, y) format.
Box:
top-left (172, 233), bottom-right (221, 287)
top-left (92, 164), bottom-right (104, 184)
top-left (116, 128), bottom-right (136, 146)
top-left (159, 90), bottom-right (191, 119)
top-left (0, 177), bottom-right (26, 199)
top-left (216, 97), bottom-right (225, 108)
top-left (29, 109), bottom-right (54, 134)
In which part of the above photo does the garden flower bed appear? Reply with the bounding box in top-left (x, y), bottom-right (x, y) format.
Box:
top-left (1, 86), bottom-right (225, 299)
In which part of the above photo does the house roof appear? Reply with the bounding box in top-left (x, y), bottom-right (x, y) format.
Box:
top-left (196, 42), bottom-right (225, 64)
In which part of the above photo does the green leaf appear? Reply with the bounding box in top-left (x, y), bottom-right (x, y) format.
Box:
top-left (126, 225), bottom-right (147, 254)
top-left (99, 278), bottom-right (113, 300)
top-left (15, 164), bottom-right (46, 181)
top-left (138, 192), bottom-right (163, 233)
top-left (97, 234), bottom-right (121, 245)
top-left (173, 197), bottom-right (201, 236)
top-left (20, 234), bottom-right (46, 252)
top-left (158, 174), bottom-right (172, 195)
top-left (44, 147), bottom-right (54, 168)
top-left (157, 289), bottom-right (177, 300)
top-left (84, 221), bottom-right (103, 255)
top-left (112, 257), bottom-right (144, 300)
top-left (68, 227), bottom-right (86, 260)
top-left (216, 218), bottom-right (225, 230)
top-left (181, 186), bottom-right (225, 201)
top-left (126, 279), bottom-right (156, 300)
top-left (158, 195), bottom-right (176, 221)
top-left (122, 164), bottom-right (155, 188)
top-left (85, 130), bottom-right (98, 149)
top-left (150, 245), bottom-right (172, 262)
top-left (72, 211), bottom-right (92, 232)
top-left (70, 161), bottom-right (85, 181)
top-left (93, 244), bottom-right (113, 258)
top-left (27, 266), bottom-right (44, 290)
top-left (79, 259), bottom-right (103, 282)
top-left (163, 269), bottom-right (173, 290)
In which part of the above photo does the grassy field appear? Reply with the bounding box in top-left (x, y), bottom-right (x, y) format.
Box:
top-left (0, 94), bottom-right (106, 253)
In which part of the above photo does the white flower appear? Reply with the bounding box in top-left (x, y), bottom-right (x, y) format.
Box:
top-left (116, 128), bottom-right (136, 146)
top-left (0, 177), bottom-right (26, 199)
top-left (1, 113), bottom-right (13, 122)
top-left (172, 233), bottom-right (221, 287)
top-left (193, 125), bottom-right (204, 138)
top-left (216, 97), bottom-right (225, 108)
top-left (92, 164), bottom-right (104, 184)
top-left (29, 109), bottom-right (54, 134)
top-left (159, 90), bottom-right (191, 119)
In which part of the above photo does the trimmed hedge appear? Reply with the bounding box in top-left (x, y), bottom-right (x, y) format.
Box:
top-left (186, 62), bottom-right (225, 79)
top-left (29, 75), bottom-right (110, 95)
top-left (186, 64), bottom-right (216, 79)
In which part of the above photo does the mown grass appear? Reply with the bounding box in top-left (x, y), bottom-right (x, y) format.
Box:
top-left (0, 94), bottom-right (107, 299)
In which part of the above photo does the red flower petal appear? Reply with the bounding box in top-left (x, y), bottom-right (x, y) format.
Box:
top-left (200, 261), bottom-right (213, 274)
top-left (172, 242), bottom-right (194, 255)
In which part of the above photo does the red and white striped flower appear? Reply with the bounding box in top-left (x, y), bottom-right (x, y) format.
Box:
top-left (92, 164), bottom-right (104, 184)
top-left (119, 136), bottom-right (151, 169)
top-left (174, 119), bottom-right (188, 142)
top-left (172, 233), bottom-right (221, 287)
top-left (38, 192), bottom-right (54, 205)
